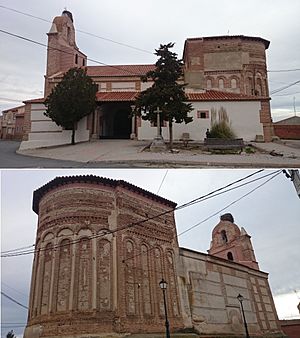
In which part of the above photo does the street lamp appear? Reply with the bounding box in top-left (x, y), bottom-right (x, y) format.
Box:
top-left (159, 278), bottom-right (170, 338)
top-left (237, 294), bottom-right (250, 338)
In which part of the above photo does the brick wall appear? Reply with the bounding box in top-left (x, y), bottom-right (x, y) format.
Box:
top-left (274, 125), bottom-right (300, 139)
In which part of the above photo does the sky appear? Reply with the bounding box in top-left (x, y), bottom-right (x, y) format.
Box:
top-left (1, 168), bottom-right (300, 337)
top-left (0, 0), bottom-right (300, 121)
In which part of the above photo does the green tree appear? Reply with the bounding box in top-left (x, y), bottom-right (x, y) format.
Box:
top-left (6, 330), bottom-right (15, 338)
top-left (45, 67), bottom-right (97, 145)
top-left (134, 43), bottom-right (193, 149)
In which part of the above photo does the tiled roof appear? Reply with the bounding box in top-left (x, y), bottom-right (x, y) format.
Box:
top-left (86, 64), bottom-right (155, 77)
top-left (274, 116), bottom-right (300, 125)
top-left (32, 175), bottom-right (177, 213)
top-left (96, 90), bottom-right (264, 102)
top-left (186, 90), bottom-right (264, 101)
top-left (96, 91), bottom-right (139, 102)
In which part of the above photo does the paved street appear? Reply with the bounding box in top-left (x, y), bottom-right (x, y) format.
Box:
top-left (1, 139), bottom-right (300, 168)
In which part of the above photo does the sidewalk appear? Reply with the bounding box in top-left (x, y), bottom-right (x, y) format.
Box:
top-left (17, 139), bottom-right (300, 168)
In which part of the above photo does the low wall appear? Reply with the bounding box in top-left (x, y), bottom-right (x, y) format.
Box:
top-left (274, 125), bottom-right (300, 140)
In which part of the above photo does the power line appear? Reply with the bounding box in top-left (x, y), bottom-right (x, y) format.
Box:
top-left (0, 5), bottom-right (153, 55)
top-left (1, 170), bottom-right (266, 258)
top-left (270, 80), bottom-right (300, 95)
top-left (1, 291), bottom-right (28, 309)
top-left (2, 170), bottom-right (277, 258)
top-left (0, 29), bottom-right (152, 77)
top-left (268, 68), bottom-right (300, 73)
top-left (122, 170), bottom-right (281, 263)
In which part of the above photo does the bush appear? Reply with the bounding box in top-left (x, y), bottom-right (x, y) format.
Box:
top-left (209, 120), bottom-right (236, 139)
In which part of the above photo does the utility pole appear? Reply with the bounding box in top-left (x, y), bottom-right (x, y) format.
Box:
top-left (283, 169), bottom-right (300, 198)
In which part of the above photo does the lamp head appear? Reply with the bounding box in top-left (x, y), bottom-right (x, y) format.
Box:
top-left (237, 293), bottom-right (244, 303)
top-left (159, 278), bottom-right (167, 290)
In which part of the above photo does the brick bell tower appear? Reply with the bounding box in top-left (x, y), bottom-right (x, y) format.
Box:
top-left (208, 213), bottom-right (259, 270)
top-left (44, 10), bottom-right (87, 97)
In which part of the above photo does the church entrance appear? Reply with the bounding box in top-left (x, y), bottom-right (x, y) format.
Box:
top-left (98, 103), bottom-right (132, 139)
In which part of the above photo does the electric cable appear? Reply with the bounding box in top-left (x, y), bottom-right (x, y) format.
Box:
top-left (1, 169), bottom-right (267, 257)
top-left (0, 29), bottom-right (153, 77)
top-left (1, 291), bottom-right (29, 309)
top-left (122, 169), bottom-right (282, 264)
top-left (2, 169), bottom-right (278, 258)
top-left (0, 4), bottom-right (153, 54)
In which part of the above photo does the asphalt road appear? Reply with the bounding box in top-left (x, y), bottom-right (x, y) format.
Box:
top-left (0, 140), bottom-right (137, 168)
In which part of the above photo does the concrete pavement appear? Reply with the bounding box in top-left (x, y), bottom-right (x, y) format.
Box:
top-left (16, 139), bottom-right (300, 168)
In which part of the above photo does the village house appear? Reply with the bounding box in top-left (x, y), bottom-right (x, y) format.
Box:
top-left (0, 105), bottom-right (25, 140)
top-left (17, 10), bottom-right (274, 150)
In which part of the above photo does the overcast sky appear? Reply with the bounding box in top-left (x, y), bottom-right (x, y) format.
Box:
top-left (0, 0), bottom-right (300, 121)
top-left (1, 169), bottom-right (300, 337)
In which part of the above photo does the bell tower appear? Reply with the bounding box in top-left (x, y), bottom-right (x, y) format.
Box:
top-left (208, 213), bottom-right (259, 270)
top-left (44, 10), bottom-right (87, 97)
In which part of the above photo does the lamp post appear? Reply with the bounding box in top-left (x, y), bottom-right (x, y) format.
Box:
top-left (237, 294), bottom-right (250, 338)
top-left (159, 278), bottom-right (170, 338)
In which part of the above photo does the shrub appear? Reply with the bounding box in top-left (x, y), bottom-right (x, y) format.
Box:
top-left (209, 120), bottom-right (236, 139)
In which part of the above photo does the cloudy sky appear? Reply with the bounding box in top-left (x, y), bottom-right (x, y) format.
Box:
top-left (0, 0), bottom-right (300, 120)
top-left (1, 169), bottom-right (300, 337)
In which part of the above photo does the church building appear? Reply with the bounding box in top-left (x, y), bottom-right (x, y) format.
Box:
top-left (19, 10), bottom-right (274, 150)
top-left (24, 175), bottom-right (284, 338)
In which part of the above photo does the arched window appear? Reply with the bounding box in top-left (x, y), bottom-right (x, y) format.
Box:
top-left (231, 78), bottom-right (237, 89)
top-left (256, 78), bottom-right (262, 96)
top-left (218, 78), bottom-right (224, 89)
top-left (221, 230), bottom-right (228, 243)
top-left (207, 79), bottom-right (212, 89)
top-left (227, 252), bottom-right (234, 261)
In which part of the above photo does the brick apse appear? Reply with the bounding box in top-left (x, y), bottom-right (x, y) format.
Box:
top-left (24, 176), bottom-right (285, 338)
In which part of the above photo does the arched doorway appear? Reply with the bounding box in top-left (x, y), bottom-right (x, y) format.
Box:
top-left (113, 108), bottom-right (131, 139)
top-left (98, 103), bottom-right (131, 139)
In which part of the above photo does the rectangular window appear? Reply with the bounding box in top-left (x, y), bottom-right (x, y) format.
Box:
top-left (197, 110), bottom-right (209, 119)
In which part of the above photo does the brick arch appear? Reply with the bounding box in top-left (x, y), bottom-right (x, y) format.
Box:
top-left (77, 227), bottom-right (93, 238)
top-left (140, 243), bottom-right (152, 315)
top-left (255, 72), bottom-right (264, 96)
top-left (217, 76), bottom-right (227, 89)
top-left (57, 227), bottom-right (73, 238)
top-left (229, 76), bottom-right (240, 89)
top-left (76, 237), bottom-right (92, 311)
top-left (97, 239), bottom-right (112, 311)
top-left (166, 249), bottom-right (180, 317)
top-left (124, 238), bottom-right (137, 315)
top-left (206, 76), bottom-right (216, 89)
top-left (41, 231), bottom-right (54, 242)
top-left (40, 242), bottom-right (53, 315)
top-left (56, 238), bottom-right (72, 312)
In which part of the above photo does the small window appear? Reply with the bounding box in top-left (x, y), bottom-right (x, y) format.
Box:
top-left (218, 78), bottom-right (224, 89)
top-left (82, 59), bottom-right (85, 66)
top-left (231, 78), bottom-right (237, 89)
top-left (227, 252), bottom-right (234, 261)
top-left (221, 230), bottom-right (228, 243)
top-left (197, 110), bottom-right (209, 119)
top-left (75, 54), bottom-right (78, 64)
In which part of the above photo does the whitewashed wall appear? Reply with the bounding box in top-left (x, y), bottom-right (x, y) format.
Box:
top-left (137, 100), bottom-right (263, 142)
top-left (19, 103), bottom-right (90, 150)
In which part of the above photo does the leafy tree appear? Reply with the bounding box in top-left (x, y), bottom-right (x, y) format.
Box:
top-left (134, 43), bottom-right (193, 149)
top-left (7, 330), bottom-right (15, 338)
top-left (45, 67), bottom-right (97, 145)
